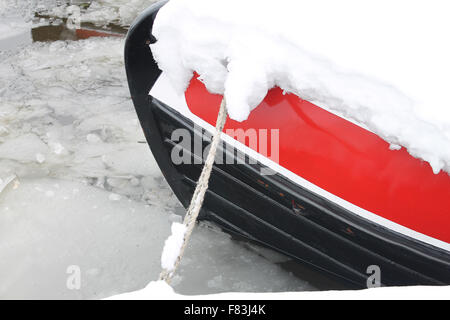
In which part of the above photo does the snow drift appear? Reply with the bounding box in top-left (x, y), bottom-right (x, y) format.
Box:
top-left (151, 0), bottom-right (450, 175)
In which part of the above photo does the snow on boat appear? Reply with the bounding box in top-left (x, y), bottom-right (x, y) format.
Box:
top-left (125, 2), bottom-right (450, 288)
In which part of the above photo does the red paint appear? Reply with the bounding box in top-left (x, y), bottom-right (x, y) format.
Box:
top-left (75, 28), bottom-right (123, 40)
top-left (185, 77), bottom-right (450, 243)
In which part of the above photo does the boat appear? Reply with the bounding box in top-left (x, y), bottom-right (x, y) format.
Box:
top-left (124, 2), bottom-right (450, 288)
top-left (31, 23), bottom-right (124, 42)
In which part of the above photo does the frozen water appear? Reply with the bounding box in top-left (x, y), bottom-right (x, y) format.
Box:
top-left (0, 37), bottom-right (159, 202)
top-left (0, 178), bottom-right (170, 299)
top-left (0, 1), bottom-right (32, 51)
top-left (0, 178), bottom-right (314, 299)
top-left (0, 10), bottom-right (316, 298)
top-left (0, 178), bottom-right (315, 299)
top-left (46, 0), bottom-right (160, 27)
top-left (80, 0), bottom-right (160, 26)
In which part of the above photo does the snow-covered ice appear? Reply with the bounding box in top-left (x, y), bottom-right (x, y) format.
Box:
top-left (0, 178), bottom-right (314, 299)
top-left (48, 0), bottom-right (160, 27)
top-left (0, 4), bottom-right (32, 51)
top-left (0, 4), bottom-right (315, 298)
top-left (0, 178), bottom-right (171, 299)
top-left (161, 222), bottom-right (187, 272)
top-left (108, 281), bottom-right (450, 300)
top-left (152, 0), bottom-right (450, 175)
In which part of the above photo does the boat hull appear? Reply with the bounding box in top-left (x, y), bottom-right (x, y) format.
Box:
top-left (124, 2), bottom-right (450, 288)
top-left (146, 96), bottom-right (450, 288)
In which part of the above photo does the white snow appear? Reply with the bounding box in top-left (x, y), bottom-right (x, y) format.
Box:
top-left (108, 193), bottom-right (122, 201)
top-left (86, 133), bottom-right (102, 143)
top-left (108, 282), bottom-right (450, 300)
top-left (161, 222), bottom-right (187, 271)
top-left (36, 153), bottom-right (46, 164)
top-left (107, 280), bottom-right (175, 300)
top-left (151, 0), bottom-right (450, 174)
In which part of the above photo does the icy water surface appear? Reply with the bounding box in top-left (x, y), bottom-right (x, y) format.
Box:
top-left (0, 1), bottom-right (345, 299)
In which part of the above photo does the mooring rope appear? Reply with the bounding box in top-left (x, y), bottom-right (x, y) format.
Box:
top-left (159, 97), bottom-right (228, 283)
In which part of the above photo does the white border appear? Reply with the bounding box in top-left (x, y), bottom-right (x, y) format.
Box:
top-left (150, 73), bottom-right (450, 253)
top-left (108, 280), bottom-right (450, 300)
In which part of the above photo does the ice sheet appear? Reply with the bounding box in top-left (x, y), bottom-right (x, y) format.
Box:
top-left (0, 33), bottom-right (314, 299)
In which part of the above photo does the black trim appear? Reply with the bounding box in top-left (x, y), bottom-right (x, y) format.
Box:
top-left (125, 3), bottom-right (450, 288)
top-left (125, 0), bottom-right (192, 206)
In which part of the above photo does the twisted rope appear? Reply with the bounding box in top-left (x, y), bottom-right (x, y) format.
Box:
top-left (160, 97), bottom-right (228, 283)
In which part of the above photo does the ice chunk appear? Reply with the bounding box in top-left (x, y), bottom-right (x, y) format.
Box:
top-left (86, 133), bottom-right (102, 143)
top-left (0, 134), bottom-right (48, 162)
top-left (45, 0), bottom-right (160, 27)
top-left (161, 222), bottom-right (187, 272)
top-left (36, 153), bottom-right (46, 164)
top-left (108, 193), bottom-right (122, 201)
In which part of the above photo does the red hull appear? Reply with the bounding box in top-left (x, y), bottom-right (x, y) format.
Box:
top-left (186, 77), bottom-right (450, 244)
top-left (75, 28), bottom-right (123, 39)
